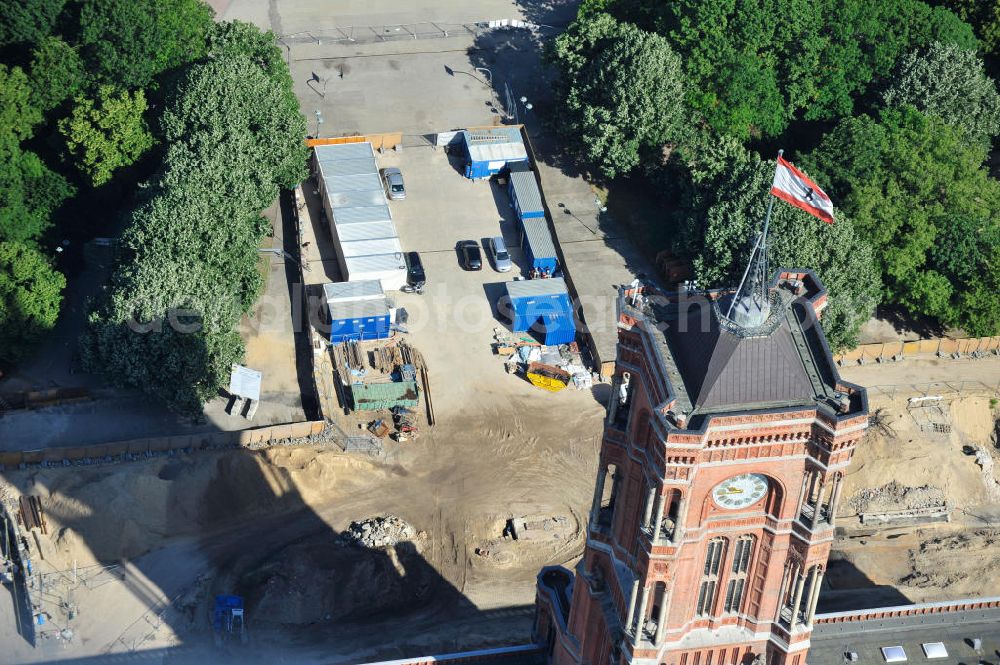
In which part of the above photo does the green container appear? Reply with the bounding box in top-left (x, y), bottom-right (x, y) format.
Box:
top-left (351, 381), bottom-right (420, 411)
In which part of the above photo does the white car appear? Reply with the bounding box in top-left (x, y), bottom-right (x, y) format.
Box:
top-left (490, 236), bottom-right (512, 272)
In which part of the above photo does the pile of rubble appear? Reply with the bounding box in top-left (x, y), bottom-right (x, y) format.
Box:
top-left (848, 480), bottom-right (946, 514)
top-left (338, 515), bottom-right (416, 549)
top-left (974, 446), bottom-right (1000, 502)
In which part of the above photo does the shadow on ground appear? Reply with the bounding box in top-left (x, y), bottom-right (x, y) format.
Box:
top-left (818, 555), bottom-right (912, 614)
top-left (3, 444), bottom-right (519, 664)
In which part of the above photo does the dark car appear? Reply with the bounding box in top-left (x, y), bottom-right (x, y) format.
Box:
top-left (405, 251), bottom-right (425, 284)
top-left (458, 240), bottom-right (482, 271)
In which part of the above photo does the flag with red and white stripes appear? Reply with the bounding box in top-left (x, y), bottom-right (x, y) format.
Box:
top-left (770, 155), bottom-right (834, 224)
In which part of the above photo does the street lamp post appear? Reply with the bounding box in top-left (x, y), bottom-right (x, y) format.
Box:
top-left (314, 110), bottom-right (324, 138)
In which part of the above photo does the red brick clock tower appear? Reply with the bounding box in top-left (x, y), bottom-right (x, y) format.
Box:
top-left (535, 269), bottom-right (868, 665)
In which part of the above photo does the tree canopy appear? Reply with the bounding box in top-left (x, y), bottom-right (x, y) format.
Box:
top-left (574, 0), bottom-right (977, 139)
top-left (800, 106), bottom-right (1000, 335)
top-left (0, 63), bottom-right (73, 243)
top-left (937, 0), bottom-right (1000, 61)
top-left (28, 37), bottom-right (87, 113)
top-left (677, 146), bottom-right (880, 350)
top-left (84, 37), bottom-right (308, 414)
top-left (879, 41), bottom-right (1000, 147)
top-left (59, 85), bottom-right (154, 186)
top-left (0, 64), bottom-right (42, 142)
top-left (0, 241), bottom-right (65, 364)
top-left (548, 13), bottom-right (687, 178)
top-left (78, 0), bottom-right (214, 89)
top-left (0, 0), bottom-right (65, 48)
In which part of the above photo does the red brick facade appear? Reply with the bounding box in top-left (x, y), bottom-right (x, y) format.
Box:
top-left (535, 274), bottom-right (868, 665)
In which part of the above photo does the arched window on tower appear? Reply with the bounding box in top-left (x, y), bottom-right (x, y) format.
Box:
top-left (724, 535), bottom-right (755, 614)
top-left (696, 538), bottom-right (726, 616)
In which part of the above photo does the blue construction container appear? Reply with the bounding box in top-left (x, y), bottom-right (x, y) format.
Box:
top-left (504, 278), bottom-right (576, 346)
top-left (462, 127), bottom-right (528, 179)
top-left (507, 162), bottom-right (544, 220)
top-left (324, 280), bottom-right (392, 343)
top-left (520, 217), bottom-right (558, 273)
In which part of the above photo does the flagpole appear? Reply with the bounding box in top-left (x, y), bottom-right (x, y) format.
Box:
top-left (726, 149), bottom-right (782, 319)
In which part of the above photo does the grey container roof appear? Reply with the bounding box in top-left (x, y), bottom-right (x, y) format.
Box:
top-left (328, 298), bottom-right (390, 321)
top-left (521, 218), bottom-right (557, 259)
top-left (314, 142), bottom-right (376, 161)
top-left (314, 141), bottom-right (405, 285)
top-left (327, 173), bottom-right (382, 192)
top-left (333, 205), bottom-right (393, 225)
top-left (318, 157), bottom-right (378, 176)
top-left (506, 277), bottom-right (569, 299)
top-left (345, 253), bottom-right (407, 274)
top-left (510, 169), bottom-right (543, 214)
top-left (336, 220), bottom-right (397, 242)
top-left (326, 188), bottom-right (388, 209)
top-left (340, 237), bottom-right (402, 258)
top-left (463, 127), bottom-right (527, 164)
top-left (323, 279), bottom-right (385, 304)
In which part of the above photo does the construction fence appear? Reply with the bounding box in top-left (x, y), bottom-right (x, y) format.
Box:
top-left (864, 380), bottom-right (1000, 400)
top-left (305, 132), bottom-right (404, 151)
top-left (0, 420), bottom-right (327, 469)
top-left (835, 335), bottom-right (1000, 364)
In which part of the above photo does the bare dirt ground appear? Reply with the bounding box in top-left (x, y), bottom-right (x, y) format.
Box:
top-left (824, 390), bottom-right (1000, 610)
top-left (1, 368), bottom-right (604, 663)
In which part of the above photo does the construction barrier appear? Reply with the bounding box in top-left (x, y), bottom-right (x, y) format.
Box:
top-left (834, 335), bottom-right (1000, 364)
top-left (306, 131), bottom-right (403, 151)
top-left (0, 421), bottom-right (327, 469)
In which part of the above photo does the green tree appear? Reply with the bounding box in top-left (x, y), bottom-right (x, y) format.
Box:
top-left (0, 0), bottom-right (65, 48)
top-left (28, 37), bottom-right (87, 113)
top-left (85, 41), bottom-right (307, 414)
top-left (0, 142), bottom-right (74, 242)
top-left (78, 0), bottom-right (214, 89)
top-left (0, 241), bottom-right (65, 364)
top-left (206, 21), bottom-right (291, 87)
top-left (59, 85), bottom-right (154, 187)
top-left (0, 65), bottom-right (42, 142)
top-left (937, 0), bottom-right (1000, 58)
top-left (0, 64), bottom-right (72, 243)
top-left (679, 149), bottom-right (880, 350)
top-left (880, 42), bottom-right (1000, 147)
top-left (598, 0), bottom-right (978, 138)
top-left (161, 54), bottom-right (308, 190)
top-left (548, 13), bottom-right (687, 178)
top-left (801, 106), bottom-right (1000, 334)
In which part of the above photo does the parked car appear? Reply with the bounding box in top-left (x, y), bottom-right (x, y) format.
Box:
top-left (405, 251), bottom-right (425, 284)
top-left (382, 167), bottom-right (406, 200)
top-left (458, 240), bottom-right (482, 271)
top-left (489, 236), bottom-right (512, 272)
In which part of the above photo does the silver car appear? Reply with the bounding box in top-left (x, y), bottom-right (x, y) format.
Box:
top-left (382, 167), bottom-right (406, 200)
top-left (490, 236), bottom-right (512, 272)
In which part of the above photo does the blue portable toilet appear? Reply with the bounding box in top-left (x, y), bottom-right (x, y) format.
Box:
top-left (520, 218), bottom-right (558, 273)
top-left (507, 162), bottom-right (544, 220)
top-left (462, 127), bottom-right (528, 179)
top-left (324, 280), bottom-right (392, 343)
top-left (504, 277), bottom-right (576, 346)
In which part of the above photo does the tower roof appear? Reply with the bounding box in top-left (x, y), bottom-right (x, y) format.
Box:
top-left (666, 300), bottom-right (816, 410)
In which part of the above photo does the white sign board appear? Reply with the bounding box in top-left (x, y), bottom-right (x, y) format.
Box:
top-left (229, 365), bottom-right (262, 401)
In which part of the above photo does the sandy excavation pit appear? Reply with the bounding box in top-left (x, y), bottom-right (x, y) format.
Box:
top-left (825, 394), bottom-right (1000, 607)
top-left (0, 376), bottom-right (606, 662)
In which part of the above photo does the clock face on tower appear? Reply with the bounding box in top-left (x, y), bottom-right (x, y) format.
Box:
top-left (712, 473), bottom-right (769, 510)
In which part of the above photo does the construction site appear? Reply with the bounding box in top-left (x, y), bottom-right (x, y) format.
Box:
top-left (0, 354), bottom-right (997, 662)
